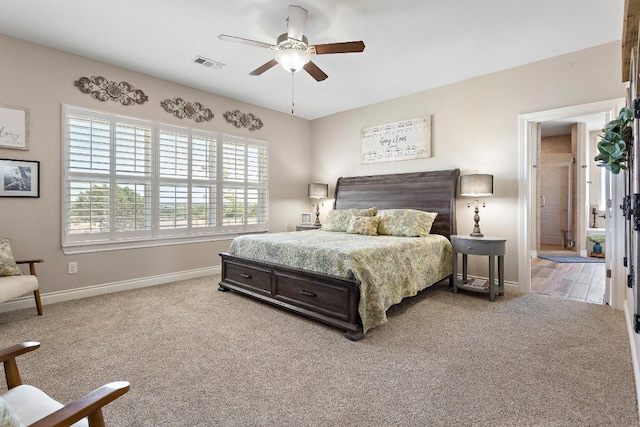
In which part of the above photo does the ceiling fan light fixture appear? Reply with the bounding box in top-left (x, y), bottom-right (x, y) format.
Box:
top-left (275, 48), bottom-right (310, 73)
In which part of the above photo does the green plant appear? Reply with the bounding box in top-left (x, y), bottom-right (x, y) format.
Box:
top-left (594, 107), bottom-right (634, 174)
top-left (587, 233), bottom-right (605, 243)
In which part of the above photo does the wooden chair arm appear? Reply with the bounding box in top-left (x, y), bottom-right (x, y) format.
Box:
top-left (28, 381), bottom-right (130, 427)
top-left (0, 342), bottom-right (40, 389)
top-left (0, 341), bottom-right (40, 362)
top-left (15, 259), bottom-right (44, 276)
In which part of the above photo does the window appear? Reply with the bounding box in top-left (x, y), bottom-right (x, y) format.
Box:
top-left (62, 105), bottom-right (268, 252)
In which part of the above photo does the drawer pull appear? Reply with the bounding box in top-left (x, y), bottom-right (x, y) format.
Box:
top-left (240, 273), bottom-right (252, 279)
top-left (300, 289), bottom-right (316, 297)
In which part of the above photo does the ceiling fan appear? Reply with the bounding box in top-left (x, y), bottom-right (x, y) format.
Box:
top-left (218, 5), bottom-right (365, 82)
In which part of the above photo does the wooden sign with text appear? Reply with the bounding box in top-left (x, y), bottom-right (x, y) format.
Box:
top-left (361, 116), bottom-right (431, 164)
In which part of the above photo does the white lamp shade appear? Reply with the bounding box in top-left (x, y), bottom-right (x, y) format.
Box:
top-left (276, 49), bottom-right (311, 72)
top-left (460, 174), bottom-right (493, 197)
top-left (308, 183), bottom-right (328, 199)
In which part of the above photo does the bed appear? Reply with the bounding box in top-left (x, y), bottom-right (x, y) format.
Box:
top-left (218, 169), bottom-right (459, 340)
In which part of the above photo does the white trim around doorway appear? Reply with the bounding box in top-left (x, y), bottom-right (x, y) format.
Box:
top-left (517, 98), bottom-right (626, 309)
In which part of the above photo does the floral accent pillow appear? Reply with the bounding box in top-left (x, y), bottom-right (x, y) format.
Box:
top-left (346, 215), bottom-right (381, 236)
top-left (321, 207), bottom-right (378, 232)
top-left (0, 397), bottom-right (25, 427)
top-left (0, 238), bottom-right (22, 278)
top-left (377, 209), bottom-right (438, 237)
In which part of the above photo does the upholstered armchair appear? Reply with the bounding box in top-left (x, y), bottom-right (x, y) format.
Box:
top-left (0, 342), bottom-right (129, 426)
top-left (0, 238), bottom-right (43, 315)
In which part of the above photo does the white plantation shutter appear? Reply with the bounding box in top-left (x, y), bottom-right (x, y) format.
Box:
top-left (246, 187), bottom-right (267, 225)
top-left (246, 143), bottom-right (268, 226)
top-left (115, 123), bottom-right (151, 176)
top-left (159, 130), bottom-right (189, 178)
top-left (158, 127), bottom-right (190, 234)
top-left (191, 135), bottom-right (216, 180)
top-left (221, 138), bottom-right (268, 231)
top-left (114, 120), bottom-right (152, 237)
top-left (222, 186), bottom-right (245, 227)
top-left (67, 113), bottom-right (110, 174)
top-left (159, 184), bottom-right (189, 229)
top-left (114, 180), bottom-right (151, 232)
top-left (65, 111), bottom-right (112, 242)
top-left (191, 133), bottom-right (217, 229)
top-left (66, 180), bottom-right (110, 238)
top-left (62, 105), bottom-right (268, 251)
top-left (191, 185), bottom-right (216, 228)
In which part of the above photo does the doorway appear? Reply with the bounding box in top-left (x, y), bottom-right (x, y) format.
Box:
top-left (518, 99), bottom-right (625, 309)
top-left (534, 120), bottom-right (604, 304)
top-left (537, 124), bottom-right (582, 256)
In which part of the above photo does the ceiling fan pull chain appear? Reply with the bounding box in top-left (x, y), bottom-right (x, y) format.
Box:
top-left (291, 70), bottom-right (295, 114)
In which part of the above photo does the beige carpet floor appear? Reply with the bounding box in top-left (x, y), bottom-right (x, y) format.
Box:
top-left (0, 276), bottom-right (637, 426)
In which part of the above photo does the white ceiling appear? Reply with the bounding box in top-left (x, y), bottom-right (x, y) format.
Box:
top-left (0, 0), bottom-right (624, 120)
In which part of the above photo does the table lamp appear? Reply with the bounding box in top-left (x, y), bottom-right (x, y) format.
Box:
top-left (308, 182), bottom-right (329, 226)
top-left (460, 174), bottom-right (493, 237)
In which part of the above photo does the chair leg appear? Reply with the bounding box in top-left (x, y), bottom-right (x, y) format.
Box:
top-left (33, 289), bottom-right (43, 315)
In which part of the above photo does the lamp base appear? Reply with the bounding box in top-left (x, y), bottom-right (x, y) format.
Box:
top-left (314, 204), bottom-right (321, 226)
top-left (470, 203), bottom-right (483, 237)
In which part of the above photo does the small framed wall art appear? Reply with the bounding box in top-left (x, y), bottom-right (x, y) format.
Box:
top-left (0, 104), bottom-right (29, 150)
top-left (300, 213), bottom-right (312, 225)
top-left (0, 158), bottom-right (39, 198)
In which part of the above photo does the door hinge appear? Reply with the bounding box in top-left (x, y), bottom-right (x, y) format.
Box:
top-left (606, 269), bottom-right (611, 279)
top-left (633, 98), bottom-right (640, 118)
top-left (622, 195), bottom-right (631, 220)
top-left (635, 314), bottom-right (640, 334)
top-left (634, 194), bottom-right (640, 231)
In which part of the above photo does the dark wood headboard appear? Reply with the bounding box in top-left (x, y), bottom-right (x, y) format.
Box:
top-left (333, 169), bottom-right (460, 239)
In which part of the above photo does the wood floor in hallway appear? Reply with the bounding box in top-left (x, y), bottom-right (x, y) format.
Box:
top-left (531, 257), bottom-right (606, 304)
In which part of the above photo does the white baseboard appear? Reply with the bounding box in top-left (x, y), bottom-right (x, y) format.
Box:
top-left (623, 302), bottom-right (640, 421)
top-left (0, 266), bottom-right (221, 314)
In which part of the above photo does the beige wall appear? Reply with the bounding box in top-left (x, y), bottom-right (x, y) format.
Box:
top-left (310, 41), bottom-right (626, 286)
top-left (0, 34), bottom-right (312, 293)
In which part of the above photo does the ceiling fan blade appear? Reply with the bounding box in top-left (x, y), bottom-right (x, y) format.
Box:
top-left (218, 34), bottom-right (275, 50)
top-left (287, 5), bottom-right (308, 41)
top-left (303, 61), bottom-right (328, 82)
top-left (311, 41), bottom-right (366, 55)
top-left (249, 59), bottom-right (279, 76)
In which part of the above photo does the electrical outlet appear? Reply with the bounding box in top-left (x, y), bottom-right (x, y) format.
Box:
top-left (68, 261), bottom-right (78, 274)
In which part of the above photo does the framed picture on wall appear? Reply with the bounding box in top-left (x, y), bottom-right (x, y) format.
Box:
top-left (0, 158), bottom-right (40, 198)
top-left (0, 104), bottom-right (29, 150)
top-left (300, 213), bottom-right (312, 225)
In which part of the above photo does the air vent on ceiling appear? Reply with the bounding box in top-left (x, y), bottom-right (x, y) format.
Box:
top-left (193, 56), bottom-right (226, 70)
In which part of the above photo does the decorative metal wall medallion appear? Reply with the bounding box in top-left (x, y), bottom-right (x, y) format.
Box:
top-left (74, 76), bottom-right (148, 105)
top-left (160, 98), bottom-right (213, 122)
top-left (223, 110), bottom-right (264, 131)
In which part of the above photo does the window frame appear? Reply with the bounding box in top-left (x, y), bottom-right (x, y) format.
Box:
top-left (61, 105), bottom-right (268, 254)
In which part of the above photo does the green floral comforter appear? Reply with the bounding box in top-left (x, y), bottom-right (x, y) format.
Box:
top-left (228, 230), bottom-right (452, 333)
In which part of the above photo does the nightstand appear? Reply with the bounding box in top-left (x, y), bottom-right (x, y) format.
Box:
top-left (296, 224), bottom-right (321, 231)
top-left (451, 235), bottom-right (506, 302)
